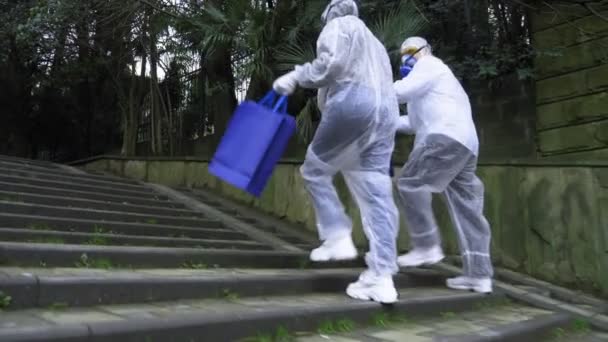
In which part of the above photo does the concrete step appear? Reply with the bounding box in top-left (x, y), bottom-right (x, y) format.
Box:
top-left (0, 190), bottom-right (206, 218)
top-left (0, 160), bottom-right (140, 185)
top-left (0, 213), bottom-right (245, 240)
top-left (0, 174), bottom-right (158, 198)
top-left (0, 287), bottom-right (500, 341)
top-left (0, 201), bottom-right (219, 229)
top-left (0, 267), bottom-right (445, 310)
top-left (0, 166), bottom-right (152, 193)
top-left (0, 228), bottom-right (266, 251)
top-left (296, 302), bottom-right (570, 342)
top-left (0, 242), bottom-right (353, 268)
top-left (0, 181), bottom-right (186, 208)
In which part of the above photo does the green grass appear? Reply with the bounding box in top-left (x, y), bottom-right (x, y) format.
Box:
top-left (75, 253), bottom-right (114, 269)
top-left (241, 326), bottom-right (293, 342)
top-left (222, 289), bottom-right (240, 301)
top-left (569, 318), bottom-right (591, 333)
top-left (440, 311), bottom-right (456, 318)
top-left (0, 291), bottom-right (12, 310)
top-left (181, 261), bottom-right (208, 269)
top-left (48, 302), bottom-right (69, 311)
top-left (146, 218), bottom-right (158, 225)
top-left (27, 223), bottom-right (52, 231)
top-left (317, 318), bottom-right (356, 335)
top-left (551, 319), bottom-right (592, 340)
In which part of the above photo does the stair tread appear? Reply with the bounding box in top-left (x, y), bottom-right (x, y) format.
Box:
top-left (0, 287), bottom-right (480, 330)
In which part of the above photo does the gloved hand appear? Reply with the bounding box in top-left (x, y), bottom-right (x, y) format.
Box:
top-left (273, 71), bottom-right (299, 96)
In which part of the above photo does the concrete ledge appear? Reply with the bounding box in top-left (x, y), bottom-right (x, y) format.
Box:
top-left (70, 154), bottom-right (608, 168)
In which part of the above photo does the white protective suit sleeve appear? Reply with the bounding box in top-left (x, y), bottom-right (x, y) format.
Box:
top-left (396, 115), bottom-right (414, 135)
top-left (393, 57), bottom-right (443, 103)
top-left (295, 20), bottom-right (350, 89)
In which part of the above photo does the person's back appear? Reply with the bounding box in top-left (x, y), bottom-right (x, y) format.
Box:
top-left (396, 55), bottom-right (479, 156)
top-left (299, 15), bottom-right (398, 126)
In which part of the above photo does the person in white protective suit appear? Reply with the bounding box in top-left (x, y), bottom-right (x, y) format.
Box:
top-left (393, 37), bottom-right (494, 293)
top-left (272, 0), bottom-right (401, 303)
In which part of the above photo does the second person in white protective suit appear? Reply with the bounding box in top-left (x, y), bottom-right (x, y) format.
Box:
top-left (393, 37), bottom-right (494, 293)
top-left (273, 0), bottom-right (401, 303)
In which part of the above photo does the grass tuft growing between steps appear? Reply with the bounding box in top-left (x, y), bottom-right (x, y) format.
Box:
top-left (552, 318), bottom-right (592, 340)
top-left (242, 326), bottom-right (294, 342)
top-left (0, 291), bottom-right (12, 310)
top-left (27, 223), bottom-right (52, 231)
top-left (318, 318), bottom-right (357, 334)
top-left (74, 253), bottom-right (114, 269)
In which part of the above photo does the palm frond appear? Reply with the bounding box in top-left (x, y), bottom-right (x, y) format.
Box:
top-left (295, 97), bottom-right (318, 144)
top-left (274, 41), bottom-right (316, 73)
top-left (369, 1), bottom-right (428, 59)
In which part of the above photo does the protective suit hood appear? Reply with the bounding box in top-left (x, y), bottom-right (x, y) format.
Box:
top-left (321, 0), bottom-right (359, 24)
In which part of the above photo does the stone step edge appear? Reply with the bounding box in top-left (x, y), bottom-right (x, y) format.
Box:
top-left (0, 174), bottom-right (159, 198)
top-left (0, 212), bottom-right (231, 236)
top-left (0, 268), bottom-right (445, 310)
top-left (0, 201), bottom-right (218, 228)
top-left (0, 181), bottom-right (185, 208)
top-left (0, 292), bottom-right (497, 342)
top-left (0, 190), bottom-right (205, 217)
top-left (0, 241), bottom-right (365, 269)
top-left (0, 166), bottom-right (149, 192)
top-left (0, 227), bottom-right (265, 249)
top-left (0, 159), bottom-right (139, 185)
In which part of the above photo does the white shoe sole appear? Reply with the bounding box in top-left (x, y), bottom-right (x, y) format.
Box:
top-left (310, 252), bottom-right (358, 262)
top-left (397, 254), bottom-right (445, 268)
top-left (346, 287), bottom-right (398, 304)
top-left (446, 283), bottom-right (492, 294)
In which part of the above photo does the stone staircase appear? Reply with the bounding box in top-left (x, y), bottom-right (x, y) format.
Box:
top-left (0, 155), bottom-right (606, 341)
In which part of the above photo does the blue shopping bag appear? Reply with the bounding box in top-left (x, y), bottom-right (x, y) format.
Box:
top-left (208, 90), bottom-right (296, 197)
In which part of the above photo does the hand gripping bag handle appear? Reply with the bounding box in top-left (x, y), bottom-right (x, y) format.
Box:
top-left (258, 90), bottom-right (288, 115)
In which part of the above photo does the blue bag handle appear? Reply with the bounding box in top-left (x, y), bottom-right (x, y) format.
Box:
top-left (258, 90), bottom-right (288, 114)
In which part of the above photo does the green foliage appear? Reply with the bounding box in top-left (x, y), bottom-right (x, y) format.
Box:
top-left (75, 253), bottom-right (114, 269)
top-left (0, 291), bottom-right (12, 310)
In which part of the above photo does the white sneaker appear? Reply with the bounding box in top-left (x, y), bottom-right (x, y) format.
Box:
top-left (397, 245), bottom-right (445, 268)
top-left (309, 236), bottom-right (358, 262)
top-left (446, 276), bottom-right (493, 294)
top-left (346, 271), bottom-right (398, 304)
